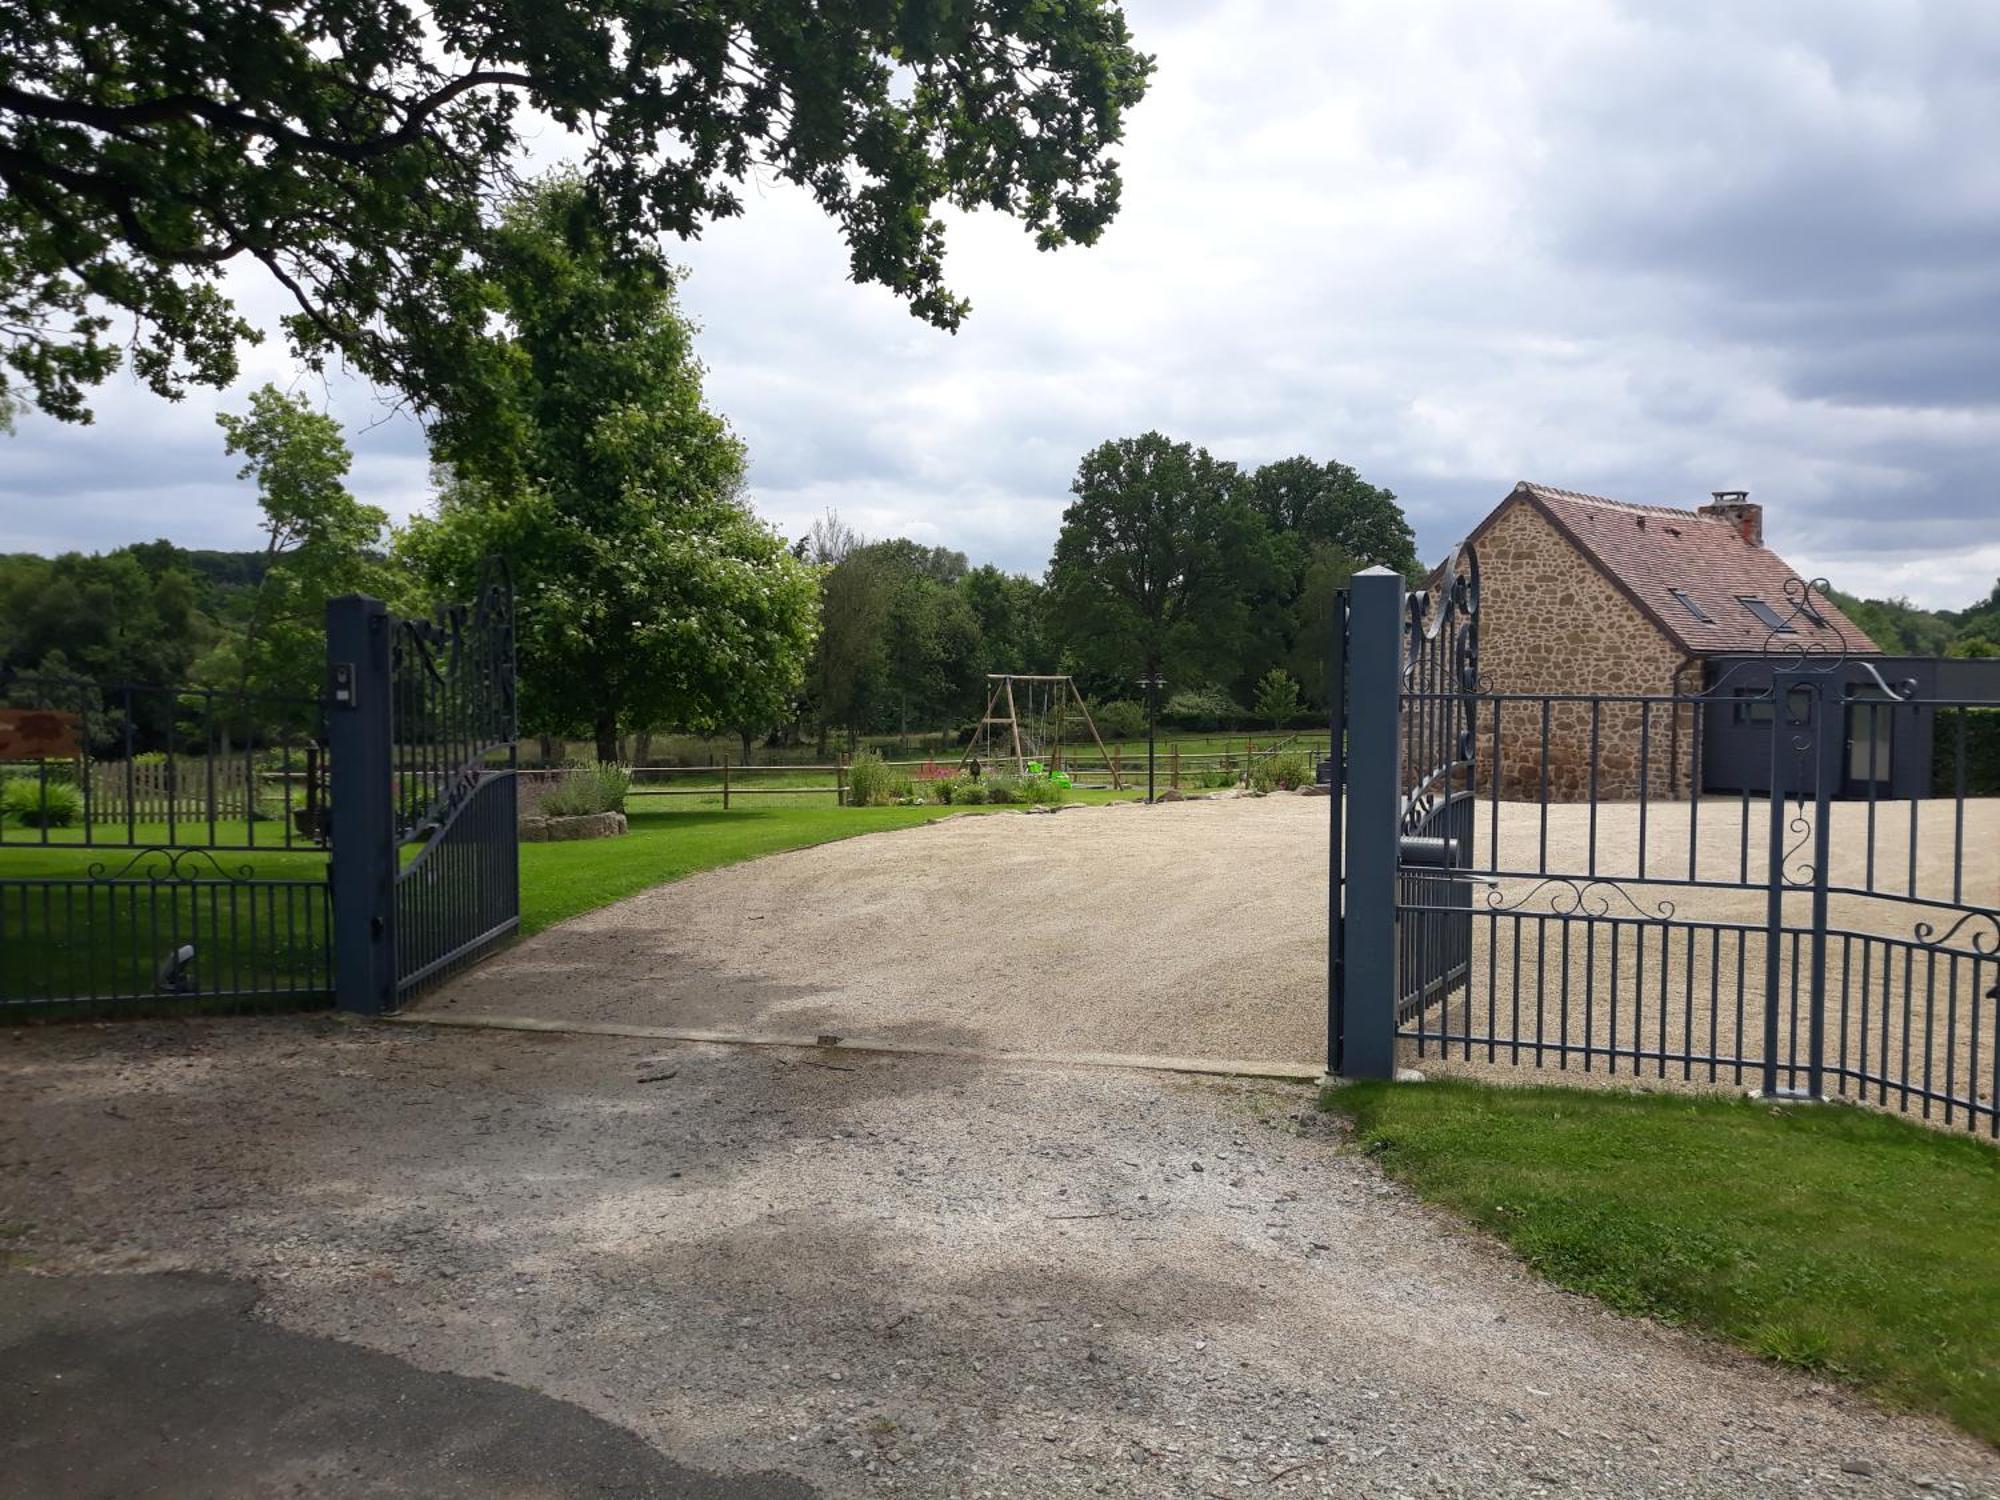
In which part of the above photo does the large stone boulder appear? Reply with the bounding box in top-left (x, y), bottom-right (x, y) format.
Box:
top-left (518, 810), bottom-right (628, 842)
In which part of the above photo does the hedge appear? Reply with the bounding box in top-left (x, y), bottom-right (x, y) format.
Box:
top-left (1931, 707), bottom-right (2000, 797)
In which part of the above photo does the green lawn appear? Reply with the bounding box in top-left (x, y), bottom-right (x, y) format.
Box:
top-left (1325, 1079), bottom-right (2000, 1443)
top-left (2, 792), bottom-right (1140, 1003)
top-left (0, 815), bottom-right (317, 852)
top-left (517, 789), bottom-right (1135, 934)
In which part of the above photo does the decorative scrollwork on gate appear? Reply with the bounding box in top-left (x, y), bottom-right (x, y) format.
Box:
top-left (84, 846), bottom-right (256, 884)
top-left (1697, 576), bottom-right (1915, 704)
top-left (1913, 909), bottom-right (2000, 956)
top-left (1483, 875), bottom-right (1677, 922)
top-left (1400, 542), bottom-right (1481, 814)
top-left (390, 557), bottom-right (517, 842)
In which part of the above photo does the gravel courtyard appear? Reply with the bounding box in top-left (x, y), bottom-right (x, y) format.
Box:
top-left (427, 795), bottom-right (1999, 1093)
top-left (4, 1017), bottom-right (1995, 1499)
top-left (431, 795), bottom-right (1337, 1064)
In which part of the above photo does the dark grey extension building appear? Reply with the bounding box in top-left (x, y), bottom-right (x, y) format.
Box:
top-left (1700, 653), bottom-right (2000, 801)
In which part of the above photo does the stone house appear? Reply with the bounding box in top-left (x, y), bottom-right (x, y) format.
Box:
top-left (1443, 482), bottom-right (1879, 800)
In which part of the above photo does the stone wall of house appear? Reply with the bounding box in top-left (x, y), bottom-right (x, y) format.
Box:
top-left (1460, 499), bottom-right (1699, 801)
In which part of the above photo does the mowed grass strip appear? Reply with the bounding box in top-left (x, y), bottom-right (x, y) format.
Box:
top-left (517, 791), bottom-right (1135, 935)
top-left (1324, 1080), bottom-right (2000, 1443)
top-left (1, 793), bottom-right (1141, 1002)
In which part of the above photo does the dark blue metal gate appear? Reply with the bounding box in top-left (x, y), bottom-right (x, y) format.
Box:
top-left (1394, 546), bottom-right (1480, 1028)
top-left (1332, 557), bottom-right (1998, 1135)
top-left (327, 566), bottom-right (518, 1014)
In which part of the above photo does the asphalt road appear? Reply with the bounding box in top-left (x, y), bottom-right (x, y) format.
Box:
top-left (0, 1272), bottom-right (815, 1499)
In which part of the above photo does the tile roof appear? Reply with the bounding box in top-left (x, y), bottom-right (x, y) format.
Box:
top-left (1476, 482), bottom-right (1881, 657)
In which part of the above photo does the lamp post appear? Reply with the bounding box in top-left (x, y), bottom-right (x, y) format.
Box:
top-left (1136, 671), bottom-right (1166, 803)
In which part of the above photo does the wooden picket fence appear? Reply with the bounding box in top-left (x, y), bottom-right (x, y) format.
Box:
top-left (86, 757), bottom-right (265, 823)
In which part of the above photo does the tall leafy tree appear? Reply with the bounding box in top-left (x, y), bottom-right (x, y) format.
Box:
top-left (796, 522), bottom-right (987, 750)
top-left (202, 384), bottom-right (393, 705)
top-left (865, 544), bottom-right (983, 737)
top-left (801, 514), bottom-right (892, 755)
top-left (0, 0), bottom-right (1152, 427)
top-left (960, 564), bottom-right (1050, 678)
top-left (1283, 540), bottom-right (1361, 704)
top-left (1252, 667), bottom-right (1300, 732)
top-left (1240, 455), bottom-right (1415, 706)
top-left (398, 176), bottom-right (817, 762)
top-left (0, 549), bottom-right (207, 749)
top-left (1949, 578), bottom-right (2000, 646)
top-left (1045, 432), bottom-right (1272, 692)
top-left (1243, 456), bottom-right (1419, 578)
top-left (0, 550), bottom-right (203, 688)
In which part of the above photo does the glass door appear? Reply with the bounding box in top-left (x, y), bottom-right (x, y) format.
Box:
top-left (1843, 687), bottom-right (1894, 796)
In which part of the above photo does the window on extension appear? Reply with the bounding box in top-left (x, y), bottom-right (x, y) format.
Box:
top-left (1668, 588), bottom-right (1714, 624)
top-left (1738, 595), bottom-right (1795, 633)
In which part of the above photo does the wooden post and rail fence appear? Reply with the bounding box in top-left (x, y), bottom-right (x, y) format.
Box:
top-left (550, 734), bottom-right (1329, 809)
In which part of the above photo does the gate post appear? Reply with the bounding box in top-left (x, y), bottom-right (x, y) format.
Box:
top-left (326, 594), bottom-right (398, 1015)
top-left (1339, 567), bottom-right (1407, 1080)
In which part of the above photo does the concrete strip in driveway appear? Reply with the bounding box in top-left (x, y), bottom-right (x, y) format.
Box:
top-left (388, 1009), bottom-right (1328, 1082)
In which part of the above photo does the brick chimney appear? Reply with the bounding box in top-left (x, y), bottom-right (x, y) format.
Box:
top-left (1700, 489), bottom-right (1762, 546)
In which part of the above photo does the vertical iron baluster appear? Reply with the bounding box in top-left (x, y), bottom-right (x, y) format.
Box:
top-left (1538, 699), bottom-right (1551, 873)
top-left (1857, 939), bottom-right (1873, 1103)
top-left (1637, 700), bottom-right (1651, 881)
top-left (1592, 924), bottom-right (1608, 1072)
top-left (1587, 699), bottom-right (1600, 878)
top-left (1907, 777), bottom-right (1919, 900)
top-left (1760, 681), bottom-right (1787, 1098)
top-left (1952, 711), bottom-right (1966, 908)
top-left (1488, 697), bottom-right (1501, 876)
top-left (1738, 785), bottom-right (1751, 887)
top-left (1921, 947), bottom-right (1938, 1119)
top-left (1836, 935), bottom-right (1852, 1097)
top-left (1733, 925), bottom-right (1749, 1086)
top-left (1534, 918), bottom-right (1547, 1067)
top-left (1687, 697), bottom-right (1703, 885)
top-left (1705, 925), bottom-right (1720, 1083)
top-left (1899, 946), bottom-right (1914, 1111)
top-left (1864, 700), bottom-right (1880, 894)
top-left (1558, 914), bottom-right (1572, 1070)
top-left (1787, 927), bottom-right (1802, 1096)
top-left (1944, 952), bottom-right (1959, 1128)
top-left (1509, 913), bottom-right (1522, 1064)
top-left (1485, 906), bottom-right (1497, 1063)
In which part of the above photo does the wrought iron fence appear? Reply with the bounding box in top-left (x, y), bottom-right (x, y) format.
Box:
top-left (0, 670), bottom-right (328, 852)
top-left (1333, 561), bottom-right (2000, 1136)
top-left (0, 847), bottom-right (331, 1010)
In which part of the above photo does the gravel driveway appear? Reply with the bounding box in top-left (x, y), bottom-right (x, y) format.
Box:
top-left (426, 793), bottom-right (1998, 1094)
top-left (3, 1017), bottom-right (1994, 1498)
top-left (431, 795), bottom-right (1334, 1062)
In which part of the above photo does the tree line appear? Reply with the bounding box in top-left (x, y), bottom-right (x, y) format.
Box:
top-left (1, 170), bottom-right (1424, 762)
top-left (10, 178), bottom-right (1988, 763)
top-left (801, 435), bottom-right (1424, 752)
top-left (1823, 587), bottom-right (2000, 659)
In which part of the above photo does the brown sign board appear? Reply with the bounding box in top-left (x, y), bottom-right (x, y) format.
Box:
top-left (0, 708), bottom-right (82, 762)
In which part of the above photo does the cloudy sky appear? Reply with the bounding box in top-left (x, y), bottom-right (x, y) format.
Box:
top-left (4, 0), bottom-right (1999, 608)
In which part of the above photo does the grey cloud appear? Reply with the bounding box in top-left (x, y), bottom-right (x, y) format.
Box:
top-left (1535, 1), bottom-right (2000, 416)
top-left (4, 0), bottom-right (1998, 611)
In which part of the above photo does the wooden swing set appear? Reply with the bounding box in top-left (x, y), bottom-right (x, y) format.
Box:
top-left (959, 673), bottom-right (1124, 789)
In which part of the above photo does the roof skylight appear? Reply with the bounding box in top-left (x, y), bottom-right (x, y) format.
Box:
top-left (1738, 596), bottom-right (1795, 633)
top-left (1668, 588), bottom-right (1714, 624)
